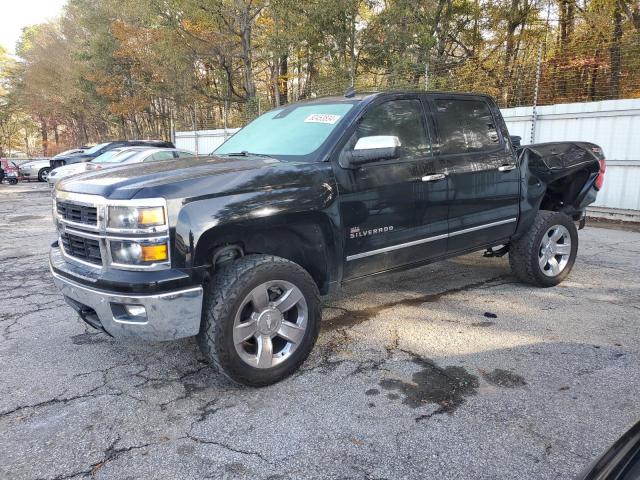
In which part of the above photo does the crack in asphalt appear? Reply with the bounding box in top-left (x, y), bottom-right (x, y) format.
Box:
top-left (184, 429), bottom-right (275, 466)
top-left (3, 186), bottom-right (639, 480)
top-left (36, 435), bottom-right (162, 480)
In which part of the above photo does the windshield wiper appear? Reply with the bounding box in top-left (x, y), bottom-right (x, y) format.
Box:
top-left (220, 151), bottom-right (273, 158)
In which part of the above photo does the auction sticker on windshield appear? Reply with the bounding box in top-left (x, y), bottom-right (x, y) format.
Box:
top-left (304, 114), bottom-right (341, 124)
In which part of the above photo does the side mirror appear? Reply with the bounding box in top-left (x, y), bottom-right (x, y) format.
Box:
top-left (345, 136), bottom-right (401, 167)
top-left (510, 135), bottom-right (522, 147)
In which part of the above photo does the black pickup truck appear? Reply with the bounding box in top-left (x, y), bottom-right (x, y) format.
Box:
top-left (49, 92), bottom-right (606, 386)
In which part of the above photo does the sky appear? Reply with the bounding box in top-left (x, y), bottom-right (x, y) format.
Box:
top-left (0, 0), bottom-right (67, 55)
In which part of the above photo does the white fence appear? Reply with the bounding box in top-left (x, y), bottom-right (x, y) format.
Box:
top-left (174, 128), bottom-right (239, 156)
top-left (176, 99), bottom-right (640, 219)
top-left (502, 99), bottom-right (640, 218)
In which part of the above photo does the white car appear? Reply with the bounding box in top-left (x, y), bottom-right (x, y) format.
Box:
top-left (48, 147), bottom-right (194, 188)
top-left (18, 158), bottom-right (53, 182)
top-left (17, 148), bottom-right (86, 182)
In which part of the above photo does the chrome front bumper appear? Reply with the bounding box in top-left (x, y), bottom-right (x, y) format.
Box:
top-left (50, 256), bottom-right (204, 341)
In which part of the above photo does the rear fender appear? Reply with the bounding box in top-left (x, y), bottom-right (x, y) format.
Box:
top-left (512, 142), bottom-right (601, 239)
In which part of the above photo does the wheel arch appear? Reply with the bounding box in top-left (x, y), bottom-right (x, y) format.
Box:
top-left (191, 211), bottom-right (340, 294)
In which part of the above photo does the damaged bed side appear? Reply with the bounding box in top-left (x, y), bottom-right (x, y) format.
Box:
top-left (513, 140), bottom-right (606, 239)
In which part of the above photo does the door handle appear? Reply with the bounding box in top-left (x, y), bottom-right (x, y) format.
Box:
top-left (422, 173), bottom-right (447, 182)
top-left (498, 164), bottom-right (516, 172)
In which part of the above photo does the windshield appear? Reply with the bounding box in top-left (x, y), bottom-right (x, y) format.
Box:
top-left (92, 150), bottom-right (140, 164)
top-left (91, 150), bottom-right (123, 163)
top-left (215, 102), bottom-right (355, 160)
top-left (82, 143), bottom-right (110, 155)
top-left (54, 149), bottom-right (82, 158)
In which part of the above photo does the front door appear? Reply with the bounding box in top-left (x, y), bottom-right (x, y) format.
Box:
top-left (333, 96), bottom-right (448, 279)
top-left (428, 95), bottom-right (520, 253)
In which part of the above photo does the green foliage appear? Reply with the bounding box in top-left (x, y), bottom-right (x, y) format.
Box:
top-left (1, 0), bottom-right (638, 153)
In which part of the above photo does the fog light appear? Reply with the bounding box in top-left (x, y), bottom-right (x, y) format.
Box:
top-left (124, 305), bottom-right (147, 318)
top-left (141, 244), bottom-right (168, 262)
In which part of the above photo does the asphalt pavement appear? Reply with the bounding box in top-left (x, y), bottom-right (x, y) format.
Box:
top-left (1, 182), bottom-right (639, 480)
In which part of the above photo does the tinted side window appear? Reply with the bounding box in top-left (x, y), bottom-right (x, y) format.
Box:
top-left (176, 151), bottom-right (194, 158)
top-left (355, 99), bottom-right (431, 160)
top-left (146, 151), bottom-right (174, 162)
top-left (434, 99), bottom-right (500, 155)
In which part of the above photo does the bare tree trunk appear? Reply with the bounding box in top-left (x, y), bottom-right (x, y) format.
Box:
top-left (502, 0), bottom-right (522, 104)
top-left (240, 7), bottom-right (256, 101)
top-left (349, 7), bottom-right (357, 87)
top-left (40, 118), bottom-right (48, 156)
top-left (273, 60), bottom-right (280, 107)
top-left (279, 55), bottom-right (288, 104)
top-left (610, 1), bottom-right (623, 99)
top-left (558, 0), bottom-right (575, 97)
top-left (589, 54), bottom-right (599, 100)
top-left (24, 131), bottom-right (31, 157)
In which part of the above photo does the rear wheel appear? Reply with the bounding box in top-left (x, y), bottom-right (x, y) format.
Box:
top-left (509, 210), bottom-right (578, 287)
top-left (38, 168), bottom-right (50, 182)
top-left (197, 254), bottom-right (321, 386)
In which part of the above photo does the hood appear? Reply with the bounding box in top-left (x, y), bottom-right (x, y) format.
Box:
top-left (56, 154), bottom-right (332, 201)
top-left (56, 154), bottom-right (95, 165)
top-left (49, 162), bottom-right (88, 178)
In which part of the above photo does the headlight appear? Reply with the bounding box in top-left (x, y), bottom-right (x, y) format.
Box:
top-left (110, 239), bottom-right (169, 266)
top-left (108, 206), bottom-right (165, 230)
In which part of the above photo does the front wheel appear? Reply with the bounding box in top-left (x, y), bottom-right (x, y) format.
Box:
top-left (38, 168), bottom-right (50, 182)
top-left (197, 254), bottom-right (321, 387)
top-left (509, 210), bottom-right (578, 287)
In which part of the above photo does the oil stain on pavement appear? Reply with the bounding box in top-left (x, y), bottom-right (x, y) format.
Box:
top-left (377, 355), bottom-right (528, 421)
top-left (379, 354), bottom-right (479, 417)
top-left (480, 368), bottom-right (527, 388)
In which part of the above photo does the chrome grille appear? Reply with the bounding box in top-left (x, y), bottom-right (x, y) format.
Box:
top-left (57, 201), bottom-right (97, 226)
top-left (60, 232), bottom-right (102, 265)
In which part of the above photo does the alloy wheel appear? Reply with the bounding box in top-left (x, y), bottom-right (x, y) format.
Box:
top-left (538, 224), bottom-right (572, 277)
top-left (233, 280), bottom-right (308, 369)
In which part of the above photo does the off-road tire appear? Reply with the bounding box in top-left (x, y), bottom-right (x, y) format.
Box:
top-left (197, 254), bottom-right (321, 387)
top-left (509, 210), bottom-right (578, 287)
top-left (38, 168), bottom-right (50, 182)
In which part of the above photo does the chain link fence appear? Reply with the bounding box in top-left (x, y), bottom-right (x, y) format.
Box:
top-left (174, 29), bottom-right (640, 132)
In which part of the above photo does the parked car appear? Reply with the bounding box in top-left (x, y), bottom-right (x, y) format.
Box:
top-left (50, 140), bottom-right (175, 169)
top-left (578, 420), bottom-right (640, 479)
top-left (49, 91), bottom-right (606, 387)
top-left (1, 159), bottom-right (20, 184)
top-left (17, 158), bottom-right (53, 182)
top-left (53, 148), bottom-right (86, 158)
top-left (16, 148), bottom-right (89, 182)
top-left (47, 147), bottom-right (194, 187)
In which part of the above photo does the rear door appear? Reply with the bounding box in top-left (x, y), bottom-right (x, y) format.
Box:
top-left (428, 95), bottom-right (520, 252)
top-left (334, 95), bottom-right (448, 279)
